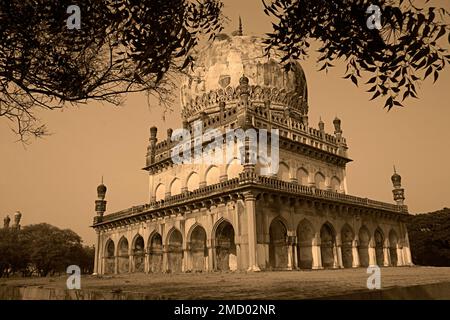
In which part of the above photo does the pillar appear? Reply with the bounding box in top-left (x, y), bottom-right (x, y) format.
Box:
top-left (114, 256), bottom-right (119, 274)
top-left (144, 251), bottom-right (150, 273)
top-left (207, 239), bottom-right (214, 271)
top-left (335, 237), bottom-right (343, 268)
top-left (396, 244), bottom-right (404, 266)
top-left (368, 241), bottom-right (377, 267)
top-left (244, 191), bottom-right (260, 271)
top-left (383, 246), bottom-right (391, 267)
top-left (312, 234), bottom-right (323, 269)
top-left (351, 240), bottom-right (360, 268)
top-left (162, 245), bottom-right (169, 272)
top-left (93, 231), bottom-right (100, 275)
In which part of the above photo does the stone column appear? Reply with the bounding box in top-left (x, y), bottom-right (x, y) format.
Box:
top-left (114, 256), bottom-right (119, 274)
top-left (351, 240), bottom-right (360, 268)
top-left (383, 246), bottom-right (391, 267)
top-left (183, 242), bottom-right (191, 272)
top-left (312, 234), bottom-right (323, 269)
top-left (207, 239), bottom-right (214, 271)
top-left (335, 237), bottom-right (343, 268)
top-left (129, 249), bottom-right (133, 273)
top-left (293, 237), bottom-right (299, 269)
top-left (244, 191), bottom-right (260, 271)
top-left (402, 230), bottom-right (413, 266)
top-left (93, 230), bottom-right (100, 275)
top-left (144, 251), bottom-right (150, 273)
top-left (368, 241), bottom-right (377, 267)
top-left (396, 244), bottom-right (404, 266)
top-left (162, 245), bottom-right (169, 272)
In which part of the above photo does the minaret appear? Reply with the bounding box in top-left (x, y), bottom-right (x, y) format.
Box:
top-left (13, 211), bottom-right (22, 230)
top-left (146, 126), bottom-right (158, 166)
top-left (95, 177), bottom-right (107, 221)
top-left (3, 215), bottom-right (10, 229)
top-left (391, 166), bottom-right (405, 205)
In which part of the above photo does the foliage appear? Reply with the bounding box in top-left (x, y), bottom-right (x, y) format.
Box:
top-left (407, 207), bottom-right (450, 266)
top-left (0, 0), bottom-right (224, 142)
top-left (263, 0), bottom-right (450, 110)
top-left (0, 223), bottom-right (94, 277)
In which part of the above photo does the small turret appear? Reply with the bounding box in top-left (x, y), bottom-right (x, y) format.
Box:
top-left (333, 116), bottom-right (342, 137)
top-left (391, 166), bottom-right (405, 205)
top-left (13, 211), bottom-right (22, 230)
top-left (3, 215), bottom-right (10, 229)
top-left (146, 126), bottom-right (158, 166)
top-left (318, 117), bottom-right (325, 132)
top-left (95, 178), bottom-right (107, 219)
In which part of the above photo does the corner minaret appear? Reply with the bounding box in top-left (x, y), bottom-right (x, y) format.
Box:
top-left (95, 177), bottom-right (107, 220)
top-left (391, 166), bottom-right (405, 205)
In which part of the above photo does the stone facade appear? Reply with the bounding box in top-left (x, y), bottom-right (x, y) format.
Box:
top-left (91, 34), bottom-right (412, 275)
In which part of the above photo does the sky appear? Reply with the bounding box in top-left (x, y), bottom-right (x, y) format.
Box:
top-left (1, 0), bottom-right (449, 245)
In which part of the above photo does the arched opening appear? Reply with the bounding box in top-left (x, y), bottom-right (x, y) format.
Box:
top-left (186, 172), bottom-right (200, 191)
top-left (148, 233), bottom-right (163, 273)
top-left (296, 168), bottom-right (309, 186)
top-left (358, 226), bottom-right (371, 267)
top-left (170, 178), bottom-right (182, 196)
top-left (277, 162), bottom-right (290, 182)
top-left (132, 235), bottom-right (145, 273)
top-left (269, 219), bottom-right (288, 269)
top-left (297, 219), bottom-right (314, 269)
top-left (389, 230), bottom-right (399, 266)
top-left (375, 228), bottom-right (385, 266)
top-left (205, 166), bottom-right (220, 186)
top-left (315, 172), bottom-right (326, 189)
top-left (341, 224), bottom-right (354, 268)
top-left (330, 176), bottom-right (341, 193)
top-left (104, 239), bottom-right (115, 274)
top-left (190, 225), bottom-right (208, 271)
top-left (155, 183), bottom-right (165, 201)
top-left (117, 237), bottom-right (129, 273)
top-left (167, 229), bottom-right (183, 273)
top-left (215, 220), bottom-right (237, 271)
top-left (226, 158), bottom-right (242, 180)
top-left (320, 223), bottom-right (336, 268)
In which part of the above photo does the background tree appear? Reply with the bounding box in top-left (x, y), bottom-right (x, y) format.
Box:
top-left (0, 0), bottom-right (224, 142)
top-left (263, 0), bottom-right (450, 110)
top-left (407, 207), bottom-right (450, 266)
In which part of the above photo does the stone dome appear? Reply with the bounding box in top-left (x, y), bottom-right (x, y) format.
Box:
top-left (180, 34), bottom-right (308, 120)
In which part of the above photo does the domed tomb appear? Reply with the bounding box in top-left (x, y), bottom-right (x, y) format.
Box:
top-left (180, 34), bottom-right (308, 121)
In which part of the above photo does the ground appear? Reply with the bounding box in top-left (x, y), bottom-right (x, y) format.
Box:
top-left (1, 266), bottom-right (450, 299)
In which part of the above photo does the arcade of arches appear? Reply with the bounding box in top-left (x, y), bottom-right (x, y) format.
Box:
top-left (96, 197), bottom-right (412, 274)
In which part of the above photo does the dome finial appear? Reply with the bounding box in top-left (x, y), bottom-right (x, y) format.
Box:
top-left (238, 16), bottom-right (243, 36)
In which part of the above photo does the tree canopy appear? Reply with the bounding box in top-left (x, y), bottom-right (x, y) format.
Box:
top-left (0, 223), bottom-right (94, 277)
top-left (263, 0), bottom-right (450, 110)
top-left (0, 0), bottom-right (224, 142)
top-left (1, 0), bottom-right (449, 142)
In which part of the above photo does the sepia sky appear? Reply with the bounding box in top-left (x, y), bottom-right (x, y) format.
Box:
top-left (1, 0), bottom-right (449, 245)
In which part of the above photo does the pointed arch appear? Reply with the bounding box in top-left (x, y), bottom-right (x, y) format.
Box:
top-left (186, 172), bottom-right (200, 192)
top-left (269, 218), bottom-right (288, 269)
top-left (226, 158), bottom-right (242, 180)
top-left (117, 236), bottom-right (129, 274)
top-left (104, 239), bottom-right (115, 274)
top-left (297, 218), bottom-right (315, 269)
top-left (374, 227), bottom-right (385, 266)
top-left (205, 165), bottom-right (220, 186)
top-left (132, 234), bottom-right (145, 273)
top-left (148, 232), bottom-right (163, 273)
top-left (315, 172), bottom-right (326, 189)
top-left (214, 219), bottom-right (236, 271)
top-left (320, 222), bottom-right (337, 268)
top-left (155, 183), bottom-right (165, 201)
top-left (389, 229), bottom-right (399, 266)
top-left (330, 176), bottom-right (341, 192)
top-left (167, 228), bottom-right (183, 273)
top-left (189, 224), bottom-right (208, 271)
top-left (170, 178), bottom-right (182, 196)
top-left (341, 224), bottom-right (355, 268)
top-left (358, 225), bottom-right (371, 267)
top-left (277, 162), bottom-right (290, 182)
top-left (296, 167), bottom-right (309, 185)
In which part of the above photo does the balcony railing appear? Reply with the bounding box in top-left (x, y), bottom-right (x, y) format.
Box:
top-left (98, 174), bottom-right (408, 224)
